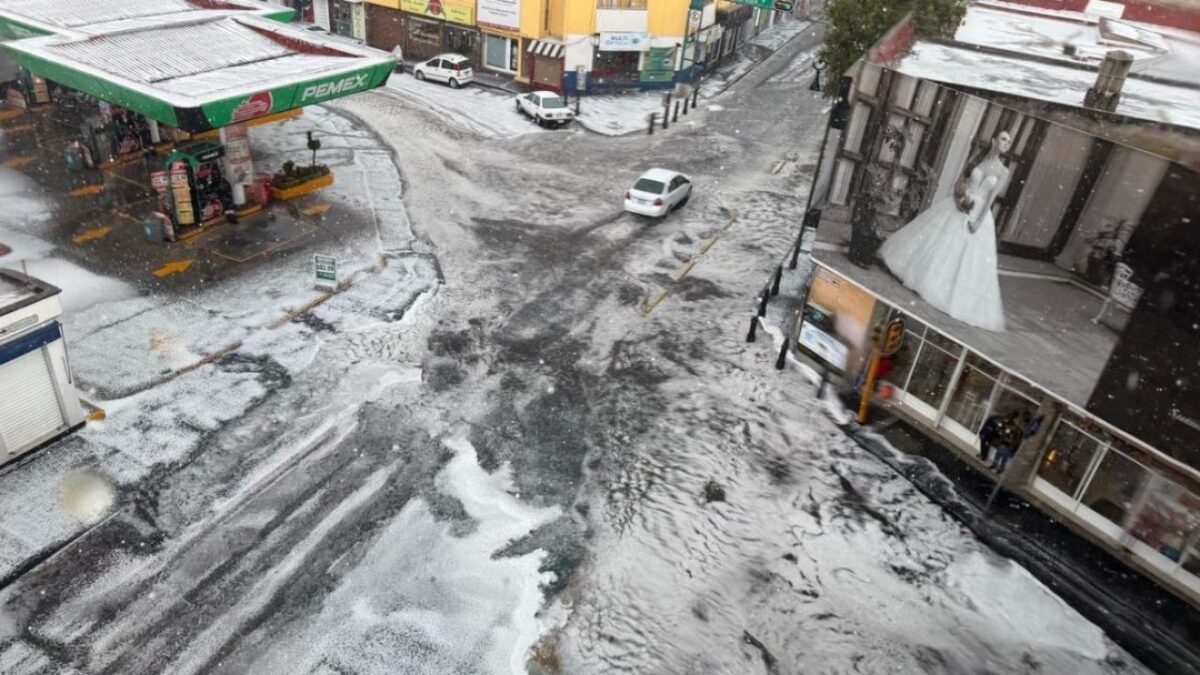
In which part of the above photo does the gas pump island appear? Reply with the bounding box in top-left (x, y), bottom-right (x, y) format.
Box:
top-left (0, 0), bottom-right (396, 239)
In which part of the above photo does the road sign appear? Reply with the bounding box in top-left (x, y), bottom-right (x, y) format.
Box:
top-left (314, 254), bottom-right (338, 290)
top-left (880, 318), bottom-right (906, 356)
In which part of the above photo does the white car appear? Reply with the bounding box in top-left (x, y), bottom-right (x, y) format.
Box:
top-left (515, 91), bottom-right (575, 127)
top-left (623, 169), bottom-right (693, 218)
top-left (412, 53), bottom-right (473, 88)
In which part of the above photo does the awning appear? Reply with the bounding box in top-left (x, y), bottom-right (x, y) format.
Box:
top-left (526, 39), bottom-right (564, 59)
top-left (0, 13), bottom-right (395, 132)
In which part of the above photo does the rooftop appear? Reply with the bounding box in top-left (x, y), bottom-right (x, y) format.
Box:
top-left (873, 1), bottom-right (1200, 133)
top-left (0, 14), bottom-right (396, 131)
top-left (0, 268), bottom-right (59, 316)
top-left (0, 0), bottom-right (292, 37)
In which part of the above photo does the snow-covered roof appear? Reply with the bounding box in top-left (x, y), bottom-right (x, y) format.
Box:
top-left (896, 41), bottom-right (1200, 130)
top-left (0, 269), bottom-right (57, 316)
top-left (961, 1), bottom-right (1200, 86)
top-left (0, 0), bottom-right (292, 37)
top-left (1, 14), bottom-right (396, 131)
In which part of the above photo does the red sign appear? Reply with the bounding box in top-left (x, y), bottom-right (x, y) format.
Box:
top-left (230, 92), bottom-right (273, 123)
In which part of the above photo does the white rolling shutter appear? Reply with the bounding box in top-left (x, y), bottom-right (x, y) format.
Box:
top-left (313, 0), bottom-right (332, 31)
top-left (0, 348), bottom-right (66, 455)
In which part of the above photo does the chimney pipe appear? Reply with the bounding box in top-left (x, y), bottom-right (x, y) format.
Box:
top-left (1084, 50), bottom-right (1134, 112)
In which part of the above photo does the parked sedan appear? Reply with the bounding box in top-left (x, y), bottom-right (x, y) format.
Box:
top-left (515, 91), bottom-right (575, 127)
top-left (412, 53), bottom-right (473, 88)
top-left (623, 169), bottom-right (693, 218)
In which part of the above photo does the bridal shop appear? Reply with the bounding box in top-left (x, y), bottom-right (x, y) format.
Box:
top-left (794, 52), bottom-right (1200, 606)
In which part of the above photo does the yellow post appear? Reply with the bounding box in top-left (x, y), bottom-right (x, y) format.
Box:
top-left (856, 347), bottom-right (881, 424)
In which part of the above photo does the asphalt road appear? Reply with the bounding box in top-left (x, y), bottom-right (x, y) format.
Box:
top-left (0, 20), bottom-right (1154, 675)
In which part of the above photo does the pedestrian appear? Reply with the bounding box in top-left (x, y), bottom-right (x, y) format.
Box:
top-left (990, 412), bottom-right (1024, 473)
top-left (978, 411), bottom-right (1004, 463)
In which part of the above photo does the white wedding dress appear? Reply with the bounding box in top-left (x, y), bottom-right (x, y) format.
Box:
top-left (878, 160), bottom-right (1007, 331)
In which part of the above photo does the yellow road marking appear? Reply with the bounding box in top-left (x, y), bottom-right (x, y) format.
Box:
top-left (72, 226), bottom-right (112, 244)
top-left (302, 203), bottom-right (330, 216)
top-left (69, 184), bottom-right (105, 197)
top-left (0, 108), bottom-right (25, 122)
top-left (153, 259), bottom-right (193, 277)
top-left (1, 155), bottom-right (34, 168)
top-left (642, 213), bottom-right (739, 316)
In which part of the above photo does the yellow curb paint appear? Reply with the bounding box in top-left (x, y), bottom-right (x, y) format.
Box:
top-left (1, 156), bottom-right (34, 168)
top-left (302, 203), bottom-right (330, 216)
top-left (641, 289), bottom-right (671, 316)
top-left (72, 226), bottom-right (112, 244)
top-left (153, 259), bottom-right (193, 277)
top-left (700, 235), bottom-right (720, 255)
top-left (2, 123), bottom-right (33, 133)
top-left (86, 409), bottom-right (107, 422)
top-left (0, 108), bottom-right (25, 121)
top-left (69, 184), bottom-right (105, 197)
top-left (675, 260), bottom-right (696, 281)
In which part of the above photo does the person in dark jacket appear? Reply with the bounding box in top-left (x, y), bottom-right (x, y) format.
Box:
top-left (978, 412), bottom-right (1005, 463)
top-left (990, 412), bottom-right (1028, 473)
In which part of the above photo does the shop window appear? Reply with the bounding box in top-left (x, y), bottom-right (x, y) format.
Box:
top-left (484, 35), bottom-right (516, 71)
top-left (1038, 419), bottom-right (1102, 500)
top-left (842, 102), bottom-right (871, 155)
top-left (1129, 477), bottom-right (1200, 565)
top-left (905, 335), bottom-right (960, 412)
top-left (944, 353), bottom-right (1000, 435)
top-left (1080, 445), bottom-right (1151, 531)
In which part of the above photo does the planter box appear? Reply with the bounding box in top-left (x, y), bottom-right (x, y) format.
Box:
top-left (270, 172), bottom-right (333, 201)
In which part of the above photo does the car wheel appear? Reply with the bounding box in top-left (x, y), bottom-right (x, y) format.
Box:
top-left (679, 191), bottom-right (691, 208)
top-left (516, 101), bottom-right (522, 113)
top-left (415, 71), bottom-right (425, 81)
top-left (449, 78), bottom-right (461, 89)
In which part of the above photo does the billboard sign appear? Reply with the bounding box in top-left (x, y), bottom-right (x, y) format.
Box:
top-left (400, 0), bottom-right (474, 25)
top-left (798, 321), bottom-right (849, 371)
top-left (478, 0), bottom-right (520, 30)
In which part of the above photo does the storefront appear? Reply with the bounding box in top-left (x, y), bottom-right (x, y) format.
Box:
top-left (478, 0), bottom-right (521, 73)
top-left (799, 264), bottom-right (1200, 600)
top-left (591, 33), bottom-right (644, 90)
top-left (525, 38), bottom-right (565, 92)
top-left (482, 30), bottom-right (519, 73)
top-left (396, 0), bottom-right (478, 64)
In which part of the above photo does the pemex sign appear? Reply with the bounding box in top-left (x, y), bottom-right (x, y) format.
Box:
top-left (194, 62), bottom-right (393, 130)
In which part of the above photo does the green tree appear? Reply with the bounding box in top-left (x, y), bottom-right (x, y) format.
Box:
top-left (820, 0), bottom-right (966, 96)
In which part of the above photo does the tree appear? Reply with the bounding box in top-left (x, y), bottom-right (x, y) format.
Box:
top-left (820, 0), bottom-right (966, 97)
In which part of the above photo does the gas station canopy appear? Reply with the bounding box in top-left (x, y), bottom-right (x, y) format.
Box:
top-left (0, 1), bottom-right (396, 132)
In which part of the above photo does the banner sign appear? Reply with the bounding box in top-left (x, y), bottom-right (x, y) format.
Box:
top-left (728, 0), bottom-right (794, 10)
top-left (221, 123), bottom-right (253, 186)
top-left (400, 0), bottom-right (474, 25)
top-left (599, 32), bottom-right (649, 52)
top-left (478, 0), bottom-right (520, 30)
top-left (198, 61), bottom-right (392, 129)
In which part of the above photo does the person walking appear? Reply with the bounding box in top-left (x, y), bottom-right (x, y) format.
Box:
top-left (989, 412), bottom-right (1021, 473)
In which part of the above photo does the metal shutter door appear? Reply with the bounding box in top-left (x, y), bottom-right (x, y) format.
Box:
top-left (0, 348), bottom-right (66, 455)
top-left (313, 0), bottom-right (331, 31)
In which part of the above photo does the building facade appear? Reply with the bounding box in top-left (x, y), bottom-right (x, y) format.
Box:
top-left (795, 6), bottom-right (1200, 606)
top-left (362, 0), bottom-right (789, 92)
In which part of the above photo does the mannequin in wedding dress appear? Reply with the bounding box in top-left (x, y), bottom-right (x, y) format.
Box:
top-left (878, 130), bottom-right (1012, 331)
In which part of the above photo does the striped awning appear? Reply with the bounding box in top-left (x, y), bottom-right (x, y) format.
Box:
top-left (526, 39), bottom-right (564, 59)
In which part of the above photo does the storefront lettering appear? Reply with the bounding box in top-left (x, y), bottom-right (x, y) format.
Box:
top-left (400, 0), bottom-right (475, 25)
top-left (478, 0), bottom-right (520, 31)
top-left (300, 74), bottom-right (370, 103)
top-left (599, 32), bottom-right (650, 52)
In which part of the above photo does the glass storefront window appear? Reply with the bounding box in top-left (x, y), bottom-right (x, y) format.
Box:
top-left (1038, 420), bottom-right (1101, 499)
top-left (944, 353), bottom-right (999, 434)
top-left (885, 329), bottom-right (922, 390)
top-left (1129, 477), bottom-right (1200, 564)
top-left (905, 338), bottom-right (960, 411)
top-left (1080, 445), bottom-right (1151, 530)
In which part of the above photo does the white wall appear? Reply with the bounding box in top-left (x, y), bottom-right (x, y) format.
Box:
top-left (597, 8), bottom-right (649, 33)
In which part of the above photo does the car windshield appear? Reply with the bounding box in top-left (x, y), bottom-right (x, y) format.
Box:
top-left (541, 96), bottom-right (567, 109)
top-left (633, 178), bottom-right (665, 194)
